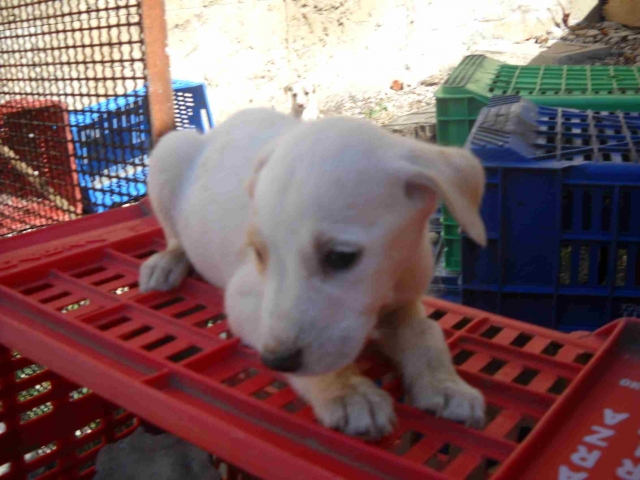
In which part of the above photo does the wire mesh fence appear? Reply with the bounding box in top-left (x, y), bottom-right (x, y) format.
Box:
top-left (0, 0), bottom-right (150, 237)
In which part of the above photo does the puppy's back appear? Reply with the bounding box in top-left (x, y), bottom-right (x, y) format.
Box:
top-left (165, 109), bottom-right (300, 287)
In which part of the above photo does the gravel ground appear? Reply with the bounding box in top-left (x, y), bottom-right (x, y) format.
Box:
top-left (320, 74), bottom-right (446, 127)
top-left (562, 21), bottom-right (640, 66)
top-left (318, 20), bottom-right (640, 129)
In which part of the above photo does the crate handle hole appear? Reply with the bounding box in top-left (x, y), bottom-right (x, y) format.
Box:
top-left (143, 335), bottom-right (176, 351)
top-left (282, 398), bottom-right (306, 413)
top-left (110, 282), bottom-right (138, 295)
top-left (393, 430), bottom-right (425, 455)
top-left (72, 265), bottom-right (107, 279)
top-left (252, 380), bottom-right (288, 400)
top-left (60, 298), bottom-right (91, 314)
top-left (40, 291), bottom-right (71, 304)
top-left (195, 313), bottom-right (227, 328)
top-left (21, 282), bottom-right (53, 296)
top-left (541, 341), bottom-right (564, 357)
top-left (512, 368), bottom-right (539, 386)
top-left (174, 303), bottom-right (206, 319)
top-left (428, 309), bottom-right (447, 321)
top-left (120, 325), bottom-right (152, 341)
top-left (218, 330), bottom-right (233, 340)
top-left (465, 457), bottom-right (500, 480)
top-left (597, 245), bottom-right (609, 286)
top-left (167, 345), bottom-right (202, 363)
top-left (451, 317), bottom-right (473, 330)
top-left (26, 460), bottom-right (59, 479)
top-left (452, 349), bottom-right (475, 366)
top-left (479, 358), bottom-right (506, 376)
top-left (92, 273), bottom-right (125, 286)
top-left (223, 367), bottom-right (260, 387)
top-left (97, 316), bottom-right (131, 331)
top-left (573, 352), bottom-right (594, 365)
top-left (484, 404), bottom-right (503, 427)
top-left (510, 333), bottom-right (533, 348)
top-left (480, 325), bottom-right (503, 339)
top-left (424, 443), bottom-right (462, 471)
top-left (151, 296), bottom-right (185, 310)
top-left (134, 249), bottom-right (157, 260)
top-left (506, 417), bottom-right (537, 443)
top-left (547, 377), bottom-right (570, 395)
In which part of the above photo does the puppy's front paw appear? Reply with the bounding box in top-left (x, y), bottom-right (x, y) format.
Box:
top-left (314, 376), bottom-right (396, 440)
top-left (409, 374), bottom-right (485, 428)
top-left (139, 249), bottom-right (190, 293)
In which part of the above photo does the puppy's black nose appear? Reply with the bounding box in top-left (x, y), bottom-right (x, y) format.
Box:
top-left (261, 349), bottom-right (303, 373)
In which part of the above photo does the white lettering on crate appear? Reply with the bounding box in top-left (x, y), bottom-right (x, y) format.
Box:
top-left (559, 465), bottom-right (589, 480)
top-left (615, 430), bottom-right (640, 479)
top-left (620, 379), bottom-right (640, 391)
top-left (617, 460), bottom-right (640, 480)
top-left (558, 408), bottom-right (630, 480)
top-left (583, 426), bottom-right (616, 447)
top-left (571, 446), bottom-right (602, 468)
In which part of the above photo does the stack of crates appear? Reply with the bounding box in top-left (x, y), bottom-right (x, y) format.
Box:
top-left (0, 201), bottom-right (639, 478)
top-left (463, 96), bottom-right (640, 331)
top-left (435, 55), bottom-right (640, 273)
top-left (0, 99), bottom-right (82, 235)
top-left (69, 80), bottom-right (213, 214)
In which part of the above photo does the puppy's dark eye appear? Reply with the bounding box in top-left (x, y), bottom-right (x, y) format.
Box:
top-left (322, 249), bottom-right (361, 272)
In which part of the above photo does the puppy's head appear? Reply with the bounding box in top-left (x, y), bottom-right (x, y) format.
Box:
top-left (247, 118), bottom-right (485, 375)
top-left (284, 81), bottom-right (316, 111)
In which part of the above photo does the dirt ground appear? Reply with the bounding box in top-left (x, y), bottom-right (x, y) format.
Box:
top-left (164, 0), bottom-right (600, 125)
top-left (319, 18), bottom-right (640, 128)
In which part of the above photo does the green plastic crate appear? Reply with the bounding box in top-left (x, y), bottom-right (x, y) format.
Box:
top-left (436, 55), bottom-right (640, 147)
top-left (441, 205), bottom-right (461, 272)
top-left (436, 54), bottom-right (640, 270)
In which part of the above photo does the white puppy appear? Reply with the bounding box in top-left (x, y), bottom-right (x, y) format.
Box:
top-left (284, 81), bottom-right (320, 121)
top-left (139, 109), bottom-right (486, 439)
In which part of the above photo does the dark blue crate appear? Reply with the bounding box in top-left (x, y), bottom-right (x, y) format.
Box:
top-left (69, 79), bottom-right (213, 213)
top-left (463, 96), bottom-right (640, 331)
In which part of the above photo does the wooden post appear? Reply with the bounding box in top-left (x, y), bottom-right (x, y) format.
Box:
top-left (141, 0), bottom-right (174, 144)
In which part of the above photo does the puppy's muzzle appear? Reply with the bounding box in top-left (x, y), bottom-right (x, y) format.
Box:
top-left (261, 349), bottom-right (303, 373)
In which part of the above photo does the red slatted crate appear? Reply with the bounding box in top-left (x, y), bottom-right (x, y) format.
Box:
top-left (0, 199), bottom-right (638, 479)
top-left (0, 99), bottom-right (82, 236)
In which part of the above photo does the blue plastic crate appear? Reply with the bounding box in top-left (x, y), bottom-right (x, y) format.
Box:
top-left (69, 79), bottom-right (213, 213)
top-left (462, 96), bottom-right (640, 331)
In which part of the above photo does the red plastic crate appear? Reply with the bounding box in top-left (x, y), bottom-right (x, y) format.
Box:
top-left (0, 342), bottom-right (253, 480)
top-left (0, 200), bottom-right (639, 479)
top-left (0, 99), bottom-right (82, 235)
top-left (0, 196), bottom-right (77, 238)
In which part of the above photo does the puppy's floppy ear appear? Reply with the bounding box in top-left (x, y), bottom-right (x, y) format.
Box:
top-left (284, 84), bottom-right (292, 95)
top-left (401, 144), bottom-right (487, 247)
